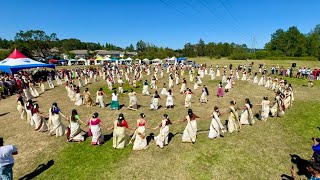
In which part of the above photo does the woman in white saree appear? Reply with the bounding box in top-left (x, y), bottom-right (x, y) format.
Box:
top-left (165, 89), bottom-right (175, 109)
top-left (142, 80), bottom-right (150, 96)
top-left (47, 76), bottom-right (55, 89)
top-left (257, 97), bottom-right (270, 121)
top-left (225, 77), bottom-right (232, 92)
top-left (128, 89), bottom-right (139, 110)
top-left (241, 71), bottom-right (247, 81)
top-left (189, 70), bottom-right (194, 82)
top-left (48, 102), bottom-right (68, 137)
top-left (216, 68), bottom-right (221, 77)
top-left (184, 88), bottom-right (193, 108)
top-left (88, 112), bottom-right (106, 145)
top-left (253, 73), bottom-right (259, 84)
top-left (209, 68), bottom-right (215, 80)
top-left (239, 98), bottom-right (254, 125)
top-left (130, 113), bottom-right (148, 150)
top-left (96, 88), bottom-right (107, 108)
top-left (153, 114), bottom-right (174, 149)
top-left (168, 74), bottom-right (174, 88)
top-left (74, 87), bottom-right (83, 106)
top-left (208, 106), bottom-right (225, 139)
top-left (39, 79), bottom-right (46, 94)
top-left (176, 109), bottom-right (200, 143)
top-left (271, 77), bottom-right (278, 91)
top-left (270, 92), bottom-right (285, 117)
top-left (199, 85), bottom-right (209, 103)
top-left (258, 75), bottom-right (265, 86)
top-left (69, 85), bottom-right (76, 101)
top-left (67, 109), bottom-right (85, 142)
top-left (23, 85), bottom-right (33, 100)
top-left (111, 113), bottom-right (134, 149)
top-left (31, 103), bottom-right (48, 132)
top-left (29, 82), bottom-right (39, 98)
top-left (17, 96), bottom-right (26, 121)
top-left (265, 76), bottom-right (272, 89)
top-left (180, 78), bottom-right (187, 93)
top-left (150, 91), bottom-right (161, 110)
top-left (284, 88), bottom-right (293, 109)
top-left (25, 100), bottom-right (33, 125)
top-left (227, 101), bottom-right (240, 133)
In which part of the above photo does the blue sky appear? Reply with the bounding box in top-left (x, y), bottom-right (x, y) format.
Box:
top-left (0, 0), bottom-right (319, 49)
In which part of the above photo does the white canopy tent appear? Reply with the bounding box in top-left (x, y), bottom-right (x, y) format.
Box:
top-left (142, 58), bottom-right (150, 64)
top-left (101, 56), bottom-right (112, 65)
top-left (166, 56), bottom-right (177, 65)
top-left (68, 59), bottom-right (77, 66)
top-left (135, 59), bottom-right (141, 64)
top-left (119, 57), bottom-right (133, 65)
top-left (77, 58), bottom-right (87, 65)
top-left (152, 58), bottom-right (161, 63)
top-left (119, 58), bottom-right (125, 64)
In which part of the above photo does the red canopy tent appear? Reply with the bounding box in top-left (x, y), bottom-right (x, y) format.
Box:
top-left (49, 59), bottom-right (58, 64)
top-left (8, 49), bottom-right (28, 59)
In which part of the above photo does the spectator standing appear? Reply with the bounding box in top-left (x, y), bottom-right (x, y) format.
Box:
top-left (308, 73), bottom-right (315, 87)
top-left (0, 137), bottom-right (18, 180)
top-left (271, 66), bottom-right (275, 75)
top-left (290, 67), bottom-right (294, 78)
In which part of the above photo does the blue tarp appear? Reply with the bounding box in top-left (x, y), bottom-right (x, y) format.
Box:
top-left (111, 57), bottom-right (118, 62)
top-left (0, 64), bottom-right (55, 74)
top-left (177, 57), bottom-right (186, 61)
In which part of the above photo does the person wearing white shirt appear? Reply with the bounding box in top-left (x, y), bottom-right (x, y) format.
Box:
top-left (0, 137), bottom-right (18, 180)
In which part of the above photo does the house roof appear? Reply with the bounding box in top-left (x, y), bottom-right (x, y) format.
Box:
top-left (95, 50), bottom-right (122, 55)
top-left (125, 52), bottom-right (138, 55)
top-left (68, 50), bottom-right (138, 56)
top-left (70, 50), bottom-right (88, 55)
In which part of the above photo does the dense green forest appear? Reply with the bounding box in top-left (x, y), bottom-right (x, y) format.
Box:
top-left (0, 25), bottom-right (320, 60)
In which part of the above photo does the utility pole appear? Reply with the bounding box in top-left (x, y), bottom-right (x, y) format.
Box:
top-left (251, 35), bottom-right (256, 53)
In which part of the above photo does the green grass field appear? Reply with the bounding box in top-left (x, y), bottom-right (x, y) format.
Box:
top-left (1, 58), bottom-right (319, 180)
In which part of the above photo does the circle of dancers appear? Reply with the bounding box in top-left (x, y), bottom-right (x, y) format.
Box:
top-left (14, 62), bottom-right (295, 150)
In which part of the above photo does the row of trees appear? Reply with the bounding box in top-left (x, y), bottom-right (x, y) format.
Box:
top-left (265, 25), bottom-right (320, 59)
top-left (1, 25), bottom-right (320, 60)
top-left (0, 30), bottom-right (124, 60)
top-left (181, 39), bottom-right (248, 59)
top-left (180, 25), bottom-right (320, 60)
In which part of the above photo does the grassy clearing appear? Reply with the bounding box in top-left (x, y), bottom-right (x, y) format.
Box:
top-left (0, 58), bottom-right (319, 179)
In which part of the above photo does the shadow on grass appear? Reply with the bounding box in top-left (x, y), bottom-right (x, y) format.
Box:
top-left (168, 132), bottom-right (175, 143)
top-left (104, 132), bottom-right (113, 142)
top-left (290, 154), bottom-right (311, 178)
top-left (254, 113), bottom-right (260, 119)
top-left (0, 112), bottom-right (10, 116)
top-left (281, 154), bottom-right (311, 180)
top-left (147, 133), bottom-right (154, 145)
top-left (119, 104), bottom-right (126, 110)
top-left (18, 160), bottom-right (54, 180)
top-left (280, 174), bottom-right (294, 180)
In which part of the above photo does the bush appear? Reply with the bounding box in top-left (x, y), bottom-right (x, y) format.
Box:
top-left (0, 50), bottom-right (10, 60)
top-left (229, 53), bottom-right (248, 60)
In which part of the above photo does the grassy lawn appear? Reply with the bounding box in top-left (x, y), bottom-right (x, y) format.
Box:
top-left (0, 58), bottom-right (319, 179)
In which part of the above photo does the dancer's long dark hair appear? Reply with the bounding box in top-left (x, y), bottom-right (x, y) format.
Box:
top-left (118, 113), bottom-right (124, 124)
top-left (245, 98), bottom-right (253, 108)
top-left (71, 109), bottom-right (78, 122)
top-left (51, 102), bottom-right (59, 114)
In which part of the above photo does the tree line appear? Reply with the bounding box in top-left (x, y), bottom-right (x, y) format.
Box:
top-left (0, 24), bottom-right (320, 61)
